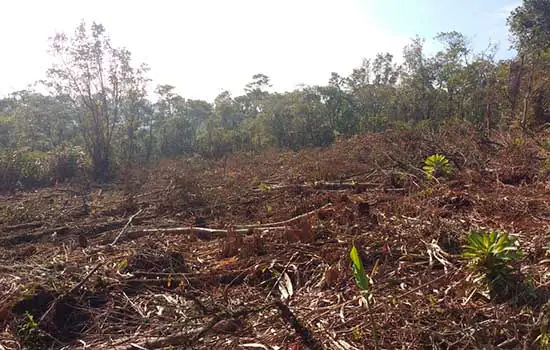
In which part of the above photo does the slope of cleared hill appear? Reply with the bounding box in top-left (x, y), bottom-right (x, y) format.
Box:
top-left (1, 123), bottom-right (550, 349)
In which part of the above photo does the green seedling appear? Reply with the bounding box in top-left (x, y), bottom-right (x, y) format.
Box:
top-left (350, 244), bottom-right (379, 349)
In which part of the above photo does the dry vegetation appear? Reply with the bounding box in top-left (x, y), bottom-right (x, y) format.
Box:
top-left (1, 123), bottom-right (550, 349)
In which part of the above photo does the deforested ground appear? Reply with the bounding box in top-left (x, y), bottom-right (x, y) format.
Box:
top-left (1, 124), bottom-right (550, 349)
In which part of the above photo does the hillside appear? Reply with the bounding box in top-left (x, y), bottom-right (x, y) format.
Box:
top-left (1, 123), bottom-right (550, 349)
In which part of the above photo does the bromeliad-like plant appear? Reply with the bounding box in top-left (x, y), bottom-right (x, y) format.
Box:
top-left (350, 244), bottom-right (379, 349)
top-left (423, 153), bottom-right (452, 180)
top-left (463, 230), bottom-right (522, 283)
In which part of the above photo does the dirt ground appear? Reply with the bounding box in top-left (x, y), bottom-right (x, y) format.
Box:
top-left (1, 124), bottom-right (550, 349)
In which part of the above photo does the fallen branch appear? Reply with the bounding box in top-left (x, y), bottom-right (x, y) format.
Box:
top-left (123, 225), bottom-right (288, 243)
top-left (274, 300), bottom-right (324, 350)
top-left (236, 203), bottom-right (333, 229)
top-left (0, 226), bottom-right (70, 246)
top-left (3, 221), bottom-right (43, 232)
top-left (110, 209), bottom-right (144, 246)
top-left (122, 270), bottom-right (248, 287)
top-left (383, 151), bottom-right (431, 180)
top-left (257, 182), bottom-right (379, 192)
top-left (123, 204), bottom-right (332, 242)
top-left (126, 225), bottom-right (287, 239)
top-left (0, 216), bottom-right (153, 247)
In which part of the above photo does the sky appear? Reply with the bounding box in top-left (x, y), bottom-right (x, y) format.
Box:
top-left (0, 0), bottom-right (521, 102)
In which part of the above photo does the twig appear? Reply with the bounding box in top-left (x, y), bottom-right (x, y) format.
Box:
top-left (3, 221), bottom-right (43, 232)
top-left (264, 252), bottom-right (299, 302)
top-left (39, 262), bottom-right (104, 323)
top-left (110, 209), bottom-right (144, 246)
top-left (118, 303), bottom-right (275, 350)
top-left (274, 300), bottom-right (324, 350)
top-left (393, 269), bottom-right (459, 301)
top-left (237, 203), bottom-right (333, 229)
top-left (67, 262), bottom-right (104, 294)
top-left (255, 182), bottom-right (379, 192)
top-left (127, 225), bottom-right (287, 237)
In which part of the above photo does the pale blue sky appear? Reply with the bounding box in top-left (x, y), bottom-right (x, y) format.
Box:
top-left (0, 0), bottom-right (521, 101)
top-left (368, 0), bottom-right (519, 56)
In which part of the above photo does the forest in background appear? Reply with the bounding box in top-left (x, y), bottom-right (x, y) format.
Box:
top-left (0, 0), bottom-right (549, 188)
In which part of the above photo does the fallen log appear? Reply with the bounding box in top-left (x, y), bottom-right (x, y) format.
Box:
top-left (125, 225), bottom-right (288, 241)
top-left (2, 221), bottom-right (43, 232)
top-left (0, 215), bottom-right (152, 246)
top-left (236, 203), bottom-right (332, 229)
top-left (122, 203), bottom-right (332, 242)
top-left (256, 182), bottom-right (380, 192)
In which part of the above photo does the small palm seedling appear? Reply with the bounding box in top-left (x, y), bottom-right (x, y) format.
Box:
top-left (463, 230), bottom-right (522, 284)
top-left (350, 244), bottom-right (379, 349)
top-left (423, 153), bottom-right (452, 180)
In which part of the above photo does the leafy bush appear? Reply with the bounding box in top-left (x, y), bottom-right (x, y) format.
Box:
top-left (53, 144), bottom-right (90, 183)
top-left (0, 146), bottom-right (90, 191)
top-left (0, 150), bottom-right (53, 190)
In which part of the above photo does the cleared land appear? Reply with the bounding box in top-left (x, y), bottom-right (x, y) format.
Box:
top-left (1, 124), bottom-right (550, 349)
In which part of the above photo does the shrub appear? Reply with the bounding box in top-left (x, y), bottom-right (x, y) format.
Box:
top-left (0, 146), bottom-right (90, 191)
top-left (463, 230), bottom-right (522, 284)
top-left (0, 149), bottom-right (53, 190)
top-left (423, 153), bottom-right (452, 180)
top-left (53, 144), bottom-right (90, 184)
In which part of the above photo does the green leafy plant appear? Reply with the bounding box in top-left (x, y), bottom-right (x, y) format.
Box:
top-left (23, 311), bottom-right (38, 329)
top-left (350, 244), bottom-right (379, 349)
top-left (258, 183), bottom-right (272, 192)
top-left (513, 137), bottom-right (525, 146)
top-left (423, 153), bottom-right (452, 180)
top-left (351, 327), bottom-right (363, 341)
top-left (16, 311), bottom-right (43, 348)
top-left (463, 230), bottom-right (522, 283)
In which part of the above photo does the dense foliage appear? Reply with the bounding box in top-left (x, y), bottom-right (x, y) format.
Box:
top-left (0, 0), bottom-right (549, 186)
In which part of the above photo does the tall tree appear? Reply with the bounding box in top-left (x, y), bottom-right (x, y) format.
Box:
top-left (432, 31), bottom-right (470, 118)
top-left (508, 0), bottom-right (550, 53)
top-left (46, 21), bottom-right (149, 180)
top-left (508, 0), bottom-right (550, 126)
top-left (400, 37), bottom-right (437, 121)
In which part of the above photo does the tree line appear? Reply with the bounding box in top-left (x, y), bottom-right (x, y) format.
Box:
top-left (0, 0), bottom-right (549, 185)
